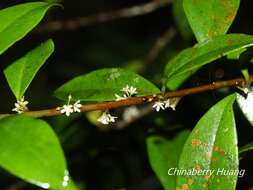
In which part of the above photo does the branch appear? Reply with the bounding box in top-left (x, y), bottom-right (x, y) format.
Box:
top-left (35, 0), bottom-right (173, 33)
top-left (145, 27), bottom-right (176, 65)
top-left (0, 75), bottom-right (251, 119)
top-left (6, 181), bottom-right (26, 190)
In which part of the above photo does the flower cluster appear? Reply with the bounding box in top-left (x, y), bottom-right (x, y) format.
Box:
top-left (56, 86), bottom-right (179, 124)
top-left (153, 97), bottom-right (181, 112)
top-left (115, 85), bottom-right (137, 101)
top-left (97, 85), bottom-right (138, 125)
top-left (97, 111), bottom-right (117, 125)
top-left (12, 96), bottom-right (29, 114)
top-left (57, 95), bottom-right (82, 116)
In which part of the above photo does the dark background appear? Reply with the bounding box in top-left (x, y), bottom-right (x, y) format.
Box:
top-left (0, 0), bottom-right (253, 189)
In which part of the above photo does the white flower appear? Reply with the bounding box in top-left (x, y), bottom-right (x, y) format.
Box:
top-left (121, 85), bottom-right (137, 97)
top-left (97, 111), bottom-right (117, 125)
top-left (58, 95), bottom-right (82, 116)
top-left (153, 101), bottom-right (165, 112)
top-left (108, 114), bottom-right (117, 123)
top-left (243, 87), bottom-right (250, 94)
top-left (164, 99), bottom-right (172, 109)
top-left (114, 85), bottom-right (138, 101)
top-left (12, 96), bottom-right (29, 114)
top-left (73, 100), bottom-right (82, 112)
top-left (60, 105), bottom-right (74, 116)
top-left (97, 112), bottom-right (110, 124)
top-left (164, 97), bottom-right (181, 111)
top-left (115, 94), bottom-right (127, 101)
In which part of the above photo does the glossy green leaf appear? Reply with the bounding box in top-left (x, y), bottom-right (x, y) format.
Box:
top-left (239, 142), bottom-right (253, 154)
top-left (176, 94), bottom-right (238, 190)
top-left (183, 0), bottom-right (240, 42)
top-left (147, 130), bottom-right (190, 190)
top-left (173, 0), bottom-right (192, 40)
top-left (4, 40), bottom-right (54, 99)
top-left (0, 115), bottom-right (70, 189)
top-left (54, 68), bottom-right (160, 101)
top-left (0, 2), bottom-right (54, 55)
top-left (164, 34), bottom-right (253, 90)
top-left (227, 48), bottom-right (247, 60)
top-left (236, 92), bottom-right (253, 126)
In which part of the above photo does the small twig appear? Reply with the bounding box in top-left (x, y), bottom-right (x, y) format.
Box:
top-left (6, 181), bottom-right (26, 190)
top-left (145, 27), bottom-right (176, 65)
top-left (35, 0), bottom-right (173, 32)
top-left (0, 75), bottom-right (250, 119)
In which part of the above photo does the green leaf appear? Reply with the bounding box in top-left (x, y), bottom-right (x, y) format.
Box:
top-left (236, 92), bottom-right (253, 126)
top-left (227, 48), bottom-right (247, 60)
top-left (164, 34), bottom-right (253, 90)
top-left (147, 130), bottom-right (190, 190)
top-left (173, 0), bottom-right (192, 40)
top-left (4, 39), bottom-right (54, 99)
top-left (54, 68), bottom-right (160, 101)
top-left (176, 94), bottom-right (238, 190)
top-left (0, 2), bottom-right (55, 55)
top-left (0, 115), bottom-right (71, 189)
top-left (239, 142), bottom-right (253, 154)
top-left (183, 0), bottom-right (240, 42)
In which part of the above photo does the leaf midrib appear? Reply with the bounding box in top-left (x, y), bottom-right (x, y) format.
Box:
top-left (16, 56), bottom-right (28, 98)
top-left (0, 3), bottom-right (47, 35)
top-left (207, 97), bottom-right (234, 189)
top-left (167, 42), bottom-right (253, 80)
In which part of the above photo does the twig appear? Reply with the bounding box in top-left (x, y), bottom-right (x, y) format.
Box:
top-left (6, 181), bottom-right (26, 190)
top-left (0, 75), bottom-right (250, 119)
top-left (35, 0), bottom-right (173, 32)
top-left (145, 27), bottom-right (176, 65)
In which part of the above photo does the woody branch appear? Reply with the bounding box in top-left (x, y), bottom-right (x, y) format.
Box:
top-left (35, 0), bottom-right (173, 32)
top-left (0, 75), bottom-right (251, 119)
